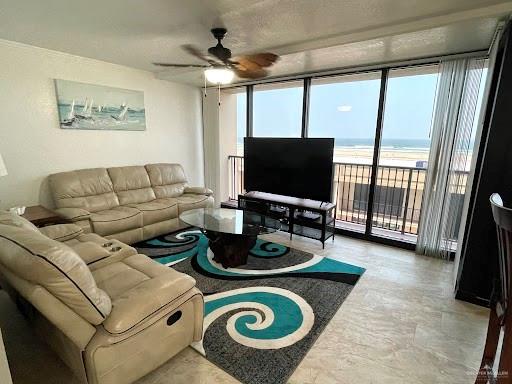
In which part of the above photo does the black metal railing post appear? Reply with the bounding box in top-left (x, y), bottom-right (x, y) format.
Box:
top-left (401, 169), bottom-right (414, 234)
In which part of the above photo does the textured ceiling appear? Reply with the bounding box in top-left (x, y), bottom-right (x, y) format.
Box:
top-left (0, 0), bottom-right (510, 85)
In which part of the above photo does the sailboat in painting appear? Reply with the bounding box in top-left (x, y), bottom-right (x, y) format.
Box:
top-left (67, 100), bottom-right (75, 120)
top-left (112, 102), bottom-right (128, 121)
top-left (75, 98), bottom-right (93, 120)
top-left (61, 99), bottom-right (76, 126)
top-left (81, 99), bottom-right (88, 114)
top-left (87, 99), bottom-right (94, 118)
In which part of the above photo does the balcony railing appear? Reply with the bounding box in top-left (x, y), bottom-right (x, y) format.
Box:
top-left (228, 155), bottom-right (468, 238)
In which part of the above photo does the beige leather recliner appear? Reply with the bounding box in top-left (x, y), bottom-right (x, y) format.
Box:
top-left (0, 211), bottom-right (203, 384)
top-left (48, 163), bottom-right (214, 245)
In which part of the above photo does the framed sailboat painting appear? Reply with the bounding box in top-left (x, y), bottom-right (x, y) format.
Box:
top-left (54, 79), bottom-right (146, 131)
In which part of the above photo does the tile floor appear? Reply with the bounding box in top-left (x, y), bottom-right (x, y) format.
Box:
top-left (0, 231), bottom-right (489, 384)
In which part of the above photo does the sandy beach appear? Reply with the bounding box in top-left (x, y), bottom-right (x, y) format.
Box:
top-left (237, 144), bottom-right (472, 170)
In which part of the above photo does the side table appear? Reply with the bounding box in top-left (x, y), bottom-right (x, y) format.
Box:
top-left (21, 205), bottom-right (69, 227)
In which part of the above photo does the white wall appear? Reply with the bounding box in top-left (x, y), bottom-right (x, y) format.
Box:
top-left (0, 39), bottom-right (203, 209)
top-left (219, 92), bottom-right (238, 202)
top-left (202, 90), bottom-right (238, 205)
top-left (202, 90), bottom-right (220, 204)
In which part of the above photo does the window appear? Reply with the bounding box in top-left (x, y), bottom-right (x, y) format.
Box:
top-left (309, 72), bottom-right (382, 231)
top-left (253, 80), bottom-right (303, 137)
top-left (378, 65), bottom-right (439, 168)
top-left (369, 65), bottom-right (439, 237)
top-left (308, 72), bottom-right (382, 164)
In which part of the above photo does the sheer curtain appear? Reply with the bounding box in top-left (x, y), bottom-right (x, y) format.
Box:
top-left (416, 58), bottom-right (485, 259)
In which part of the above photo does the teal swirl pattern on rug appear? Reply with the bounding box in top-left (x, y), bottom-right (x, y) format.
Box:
top-left (206, 290), bottom-right (305, 340)
top-left (134, 228), bottom-right (365, 384)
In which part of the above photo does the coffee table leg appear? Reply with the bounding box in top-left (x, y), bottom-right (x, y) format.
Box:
top-left (205, 231), bottom-right (256, 268)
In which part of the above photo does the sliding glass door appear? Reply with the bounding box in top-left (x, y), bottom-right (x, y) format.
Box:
top-left (308, 72), bottom-right (381, 232)
top-left (371, 65), bottom-right (439, 241)
top-left (226, 59), bottom-right (488, 248)
top-left (253, 80), bottom-right (304, 138)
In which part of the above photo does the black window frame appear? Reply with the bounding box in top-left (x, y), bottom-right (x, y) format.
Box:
top-left (235, 59), bottom-right (479, 250)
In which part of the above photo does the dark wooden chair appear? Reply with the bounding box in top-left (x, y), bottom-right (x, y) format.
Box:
top-left (476, 193), bottom-right (512, 383)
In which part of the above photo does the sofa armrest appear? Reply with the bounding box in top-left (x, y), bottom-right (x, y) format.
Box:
top-left (39, 223), bottom-right (84, 242)
top-left (102, 268), bottom-right (196, 334)
top-left (184, 186), bottom-right (213, 196)
top-left (54, 207), bottom-right (91, 222)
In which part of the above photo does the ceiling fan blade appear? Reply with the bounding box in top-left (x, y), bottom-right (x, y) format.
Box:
top-left (233, 66), bottom-right (269, 79)
top-left (153, 63), bottom-right (209, 68)
top-left (182, 44), bottom-right (222, 65)
top-left (233, 53), bottom-right (279, 68)
top-left (232, 58), bottom-right (260, 72)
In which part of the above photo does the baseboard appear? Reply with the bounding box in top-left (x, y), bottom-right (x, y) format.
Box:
top-left (455, 289), bottom-right (490, 308)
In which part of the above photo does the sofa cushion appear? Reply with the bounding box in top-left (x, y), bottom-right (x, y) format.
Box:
top-left (0, 224), bottom-right (111, 325)
top-left (39, 224), bottom-right (83, 242)
top-left (71, 242), bottom-right (112, 266)
top-left (128, 198), bottom-right (178, 226)
top-left (107, 166), bottom-right (156, 205)
top-left (90, 207), bottom-right (142, 236)
top-left (49, 168), bottom-right (119, 213)
top-left (184, 186), bottom-right (214, 196)
top-left (176, 194), bottom-right (213, 214)
top-left (145, 164), bottom-right (188, 198)
top-left (93, 254), bottom-right (196, 334)
top-left (53, 207), bottom-right (91, 221)
top-left (64, 233), bottom-right (137, 270)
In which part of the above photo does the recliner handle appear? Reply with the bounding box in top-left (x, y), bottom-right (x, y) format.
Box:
top-left (167, 311), bottom-right (182, 326)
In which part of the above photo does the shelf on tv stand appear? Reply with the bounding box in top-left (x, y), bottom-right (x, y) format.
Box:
top-left (238, 191), bottom-right (336, 248)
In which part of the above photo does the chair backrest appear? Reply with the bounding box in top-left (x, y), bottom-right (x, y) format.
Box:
top-left (145, 163), bottom-right (188, 198)
top-left (0, 212), bottom-right (111, 325)
top-left (49, 168), bottom-right (120, 213)
top-left (49, 164), bottom-right (190, 211)
top-left (490, 193), bottom-right (512, 313)
top-left (107, 165), bottom-right (156, 205)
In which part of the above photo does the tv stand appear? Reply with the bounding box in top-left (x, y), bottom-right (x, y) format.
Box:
top-left (238, 191), bottom-right (336, 248)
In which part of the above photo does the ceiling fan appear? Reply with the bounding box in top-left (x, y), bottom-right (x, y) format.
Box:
top-left (153, 28), bottom-right (279, 84)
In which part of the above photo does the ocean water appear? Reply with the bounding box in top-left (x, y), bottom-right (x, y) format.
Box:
top-left (334, 137), bottom-right (430, 149)
top-left (236, 137), bottom-right (431, 149)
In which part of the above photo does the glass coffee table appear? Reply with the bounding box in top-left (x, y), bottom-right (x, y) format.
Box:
top-left (179, 208), bottom-right (281, 268)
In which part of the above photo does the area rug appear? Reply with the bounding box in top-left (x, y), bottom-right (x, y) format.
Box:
top-left (134, 228), bottom-right (365, 384)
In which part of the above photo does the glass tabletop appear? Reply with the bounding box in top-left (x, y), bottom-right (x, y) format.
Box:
top-left (179, 208), bottom-right (281, 236)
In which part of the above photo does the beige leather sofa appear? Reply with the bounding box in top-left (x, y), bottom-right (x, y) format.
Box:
top-left (0, 211), bottom-right (203, 384)
top-left (49, 164), bottom-right (214, 245)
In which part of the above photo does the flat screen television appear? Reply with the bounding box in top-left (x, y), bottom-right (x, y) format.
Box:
top-left (244, 137), bottom-right (334, 202)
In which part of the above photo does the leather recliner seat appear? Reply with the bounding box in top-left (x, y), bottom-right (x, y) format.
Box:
top-left (0, 211), bottom-right (204, 384)
top-left (48, 164), bottom-right (214, 244)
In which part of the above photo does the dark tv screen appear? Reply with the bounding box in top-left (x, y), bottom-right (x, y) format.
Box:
top-left (244, 138), bottom-right (334, 202)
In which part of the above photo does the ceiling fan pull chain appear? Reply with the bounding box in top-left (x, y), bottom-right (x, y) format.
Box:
top-left (218, 84), bottom-right (221, 106)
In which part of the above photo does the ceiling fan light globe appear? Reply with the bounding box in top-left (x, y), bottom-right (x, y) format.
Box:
top-left (204, 68), bottom-right (234, 85)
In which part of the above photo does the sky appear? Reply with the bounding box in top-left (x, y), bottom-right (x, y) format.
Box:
top-left (236, 67), bottom-right (487, 146)
top-left (237, 72), bottom-right (439, 144)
